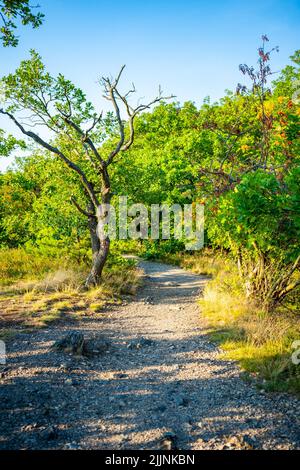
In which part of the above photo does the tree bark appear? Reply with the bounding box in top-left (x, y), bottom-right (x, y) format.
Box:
top-left (85, 185), bottom-right (112, 288)
top-left (87, 202), bottom-right (100, 259)
top-left (85, 237), bottom-right (110, 288)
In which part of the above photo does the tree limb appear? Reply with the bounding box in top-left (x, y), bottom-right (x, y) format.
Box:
top-left (102, 67), bottom-right (175, 166)
top-left (0, 107), bottom-right (99, 207)
top-left (70, 196), bottom-right (96, 218)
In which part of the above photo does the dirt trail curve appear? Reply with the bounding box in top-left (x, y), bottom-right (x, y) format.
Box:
top-left (0, 260), bottom-right (299, 450)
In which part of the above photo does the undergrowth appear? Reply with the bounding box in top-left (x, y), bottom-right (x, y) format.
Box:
top-left (0, 246), bottom-right (142, 329)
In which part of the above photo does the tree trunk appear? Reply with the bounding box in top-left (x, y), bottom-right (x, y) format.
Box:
top-left (88, 213), bottom-right (100, 260)
top-left (85, 188), bottom-right (111, 288)
top-left (85, 237), bottom-right (110, 288)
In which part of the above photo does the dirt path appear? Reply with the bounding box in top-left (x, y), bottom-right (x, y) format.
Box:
top-left (0, 260), bottom-right (299, 450)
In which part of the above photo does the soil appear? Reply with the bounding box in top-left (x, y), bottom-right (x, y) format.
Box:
top-left (0, 260), bottom-right (299, 450)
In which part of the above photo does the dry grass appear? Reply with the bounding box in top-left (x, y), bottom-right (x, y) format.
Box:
top-left (0, 248), bottom-right (142, 331)
top-left (0, 248), bottom-right (75, 286)
top-left (154, 248), bottom-right (227, 277)
top-left (198, 260), bottom-right (300, 395)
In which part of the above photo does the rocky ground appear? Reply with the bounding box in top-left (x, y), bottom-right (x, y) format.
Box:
top-left (0, 260), bottom-right (299, 450)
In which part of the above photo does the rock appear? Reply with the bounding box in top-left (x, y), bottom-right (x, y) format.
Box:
top-left (127, 337), bottom-right (153, 349)
top-left (64, 442), bottom-right (80, 450)
top-left (223, 435), bottom-right (255, 450)
top-left (51, 332), bottom-right (84, 355)
top-left (242, 435), bottom-right (257, 449)
top-left (83, 336), bottom-right (110, 357)
top-left (115, 373), bottom-right (127, 379)
top-left (173, 394), bottom-right (188, 407)
top-left (43, 426), bottom-right (58, 441)
top-left (155, 404), bottom-right (167, 413)
top-left (59, 363), bottom-right (68, 370)
top-left (51, 333), bottom-right (110, 357)
top-left (160, 432), bottom-right (177, 450)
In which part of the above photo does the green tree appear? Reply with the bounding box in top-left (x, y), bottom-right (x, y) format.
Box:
top-left (0, 0), bottom-right (44, 47)
top-left (0, 51), bottom-right (173, 286)
top-left (273, 49), bottom-right (300, 99)
top-left (0, 153), bottom-right (88, 254)
top-left (207, 169), bottom-right (300, 309)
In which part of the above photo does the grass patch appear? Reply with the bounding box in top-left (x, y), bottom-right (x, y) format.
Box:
top-left (199, 257), bottom-right (300, 395)
top-left (37, 310), bottom-right (64, 326)
top-left (0, 248), bottom-right (142, 329)
top-left (0, 248), bottom-right (76, 286)
top-left (89, 302), bottom-right (105, 313)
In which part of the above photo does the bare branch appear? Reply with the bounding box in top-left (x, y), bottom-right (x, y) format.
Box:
top-left (70, 196), bottom-right (96, 218)
top-left (102, 68), bottom-right (175, 166)
top-left (60, 114), bottom-right (105, 167)
top-left (0, 107), bottom-right (99, 207)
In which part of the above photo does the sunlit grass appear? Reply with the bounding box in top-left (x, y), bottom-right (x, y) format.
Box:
top-left (89, 302), bottom-right (105, 312)
top-left (197, 258), bottom-right (300, 396)
top-left (0, 248), bottom-right (142, 330)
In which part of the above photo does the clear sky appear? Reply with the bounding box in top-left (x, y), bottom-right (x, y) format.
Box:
top-left (0, 0), bottom-right (299, 170)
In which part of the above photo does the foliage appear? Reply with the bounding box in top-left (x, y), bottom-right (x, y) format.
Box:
top-left (0, 128), bottom-right (23, 156)
top-left (0, 37), bottom-right (299, 303)
top-left (207, 168), bottom-right (300, 308)
top-left (141, 239), bottom-right (186, 260)
top-left (0, 0), bottom-right (44, 46)
top-left (0, 50), bottom-right (173, 286)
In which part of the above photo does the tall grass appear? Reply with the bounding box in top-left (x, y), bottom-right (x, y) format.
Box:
top-left (0, 246), bottom-right (141, 328)
top-left (0, 247), bottom-right (76, 286)
top-left (199, 257), bottom-right (300, 395)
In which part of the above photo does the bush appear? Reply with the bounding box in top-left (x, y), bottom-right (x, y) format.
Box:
top-left (141, 239), bottom-right (186, 260)
top-left (207, 169), bottom-right (300, 308)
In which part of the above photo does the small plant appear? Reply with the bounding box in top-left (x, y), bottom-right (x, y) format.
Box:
top-left (89, 302), bottom-right (104, 313)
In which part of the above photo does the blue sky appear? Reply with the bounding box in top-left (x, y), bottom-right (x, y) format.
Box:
top-left (0, 0), bottom-right (299, 170)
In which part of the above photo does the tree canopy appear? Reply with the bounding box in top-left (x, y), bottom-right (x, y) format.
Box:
top-left (0, 0), bottom-right (44, 46)
top-left (0, 37), bottom-right (299, 305)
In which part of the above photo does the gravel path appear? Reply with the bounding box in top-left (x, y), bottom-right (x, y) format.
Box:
top-left (0, 260), bottom-right (299, 450)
